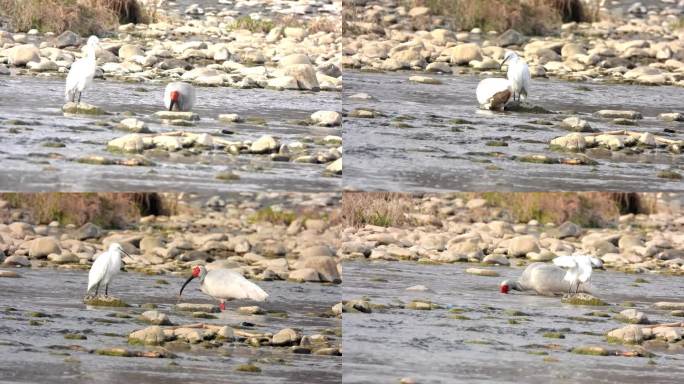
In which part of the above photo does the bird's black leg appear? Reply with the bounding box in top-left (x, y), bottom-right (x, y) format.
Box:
top-left (78, 92), bottom-right (82, 103)
top-left (105, 284), bottom-right (109, 297)
top-left (95, 282), bottom-right (100, 297)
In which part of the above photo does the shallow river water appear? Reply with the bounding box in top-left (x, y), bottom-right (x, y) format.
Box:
top-left (0, 76), bottom-right (340, 192)
top-left (0, 268), bottom-right (341, 384)
top-left (343, 260), bottom-right (684, 384)
top-left (344, 70), bottom-right (684, 192)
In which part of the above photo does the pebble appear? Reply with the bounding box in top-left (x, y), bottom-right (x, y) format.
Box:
top-left (465, 268), bottom-right (499, 277)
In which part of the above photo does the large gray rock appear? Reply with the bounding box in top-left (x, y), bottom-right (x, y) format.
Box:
top-left (74, 222), bottom-right (103, 240)
top-left (55, 31), bottom-right (80, 48)
top-left (107, 134), bottom-right (145, 153)
top-left (282, 64), bottom-right (320, 91)
top-left (250, 135), bottom-right (279, 154)
top-left (508, 235), bottom-right (540, 257)
top-left (128, 325), bottom-right (166, 345)
top-left (272, 328), bottom-right (302, 346)
top-left (497, 29), bottom-right (526, 47)
top-left (296, 256), bottom-right (340, 283)
top-left (29, 237), bottom-right (61, 258)
top-left (450, 43), bottom-right (482, 65)
top-left (140, 310), bottom-right (172, 325)
top-left (607, 324), bottom-right (644, 344)
top-left (8, 44), bottom-right (40, 66)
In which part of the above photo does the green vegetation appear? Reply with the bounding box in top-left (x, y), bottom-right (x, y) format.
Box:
top-left (248, 206), bottom-right (297, 226)
top-left (235, 364), bottom-right (261, 373)
top-left (228, 16), bottom-right (274, 33)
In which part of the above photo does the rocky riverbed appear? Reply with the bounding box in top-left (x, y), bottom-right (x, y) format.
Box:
top-left (339, 194), bottom-right (684, 275)
top-left (342, 0), bottom-right (684, 191)
top-left (343, 70), bottom-right (684, 191)
top-left (342, 260), bottom-right (684, 384)
top-left (340, 193), bottom-right (684, 383)
top-left (343, 0), bottom-right (684, 86)
top-left (0, 192), bottom-right (342, 383)
top-left (0, 0), bottom-right (342, 191)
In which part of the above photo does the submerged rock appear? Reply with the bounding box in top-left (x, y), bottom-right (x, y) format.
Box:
top-left (154, 111), bottom-right (199, 121)
top-left (62, 102), bottom-right (105, 115)
top-left (595, 110), bottom-right (643, 120)
top-left (561, 293), bottom-right (607, 306)
top-left (311, 110), bottom-right (342, 127)
top-left (560, 117), bottom-right (593, 132)
top-left (551, 133), bottom-right (586, 152)
top-left (175, 303), bottom-right (220, 313)
top-left (83, 296), bottom-right (130, 307)
top-left (129, 326), bottom-right (166, 345)
top-left (607, 324), bottom-right (644, 344)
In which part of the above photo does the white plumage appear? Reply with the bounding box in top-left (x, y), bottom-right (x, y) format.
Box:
top-left (65, 35), bottom-right (99, 103)
top-left (552, 254), bottom-right (603, 293)
top-left (87, 243), bottom-right (129, 296)
top-left (476, 78), bottom-right (512, 111)
top-left (163, 82), bottom-right (196, 111)
top-left (179, 265), bottom-right (268, 311)
top-left (501, 51), bottom-right (530, 102)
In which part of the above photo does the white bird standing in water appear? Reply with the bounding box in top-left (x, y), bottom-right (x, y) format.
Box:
top-left (552, 254), bottom-right (603, 293)
top-left (179, 265), bottom-right (268, 311)
top-left (87, 243), bottom-right (130, 297)
top-left (65, 35), bottom-right (100, 103)
top-left (500, 51), bottom-right (530, 102)
top-left (163, 82), bottom-right (196, 111)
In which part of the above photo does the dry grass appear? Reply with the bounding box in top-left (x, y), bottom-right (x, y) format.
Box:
top-left (341, 192), bottom-right (415, 228)
top-left (0, 193), bottom-right (166, 228)
top-left (407, 0), bottom-right (595, 34)
top-left (474, 192), bottom-right (632, 227)
top-left (0, 0), bottom-right (154, 34)
top-left (277, 14), bottom-right (341, 34)
top-left (673, 17), bottom-right (684, 30)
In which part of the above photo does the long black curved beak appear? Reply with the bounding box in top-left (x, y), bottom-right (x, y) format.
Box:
top-left (500, 56), bottom-right (509, 70)
top-left (168, 99), bottom-right (177, 111)
top-left (120, 249), bottom-right (131, 268)
top-left (178, 275), bottom-right (195, 299)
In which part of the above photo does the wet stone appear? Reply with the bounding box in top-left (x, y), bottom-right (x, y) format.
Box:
top-left (62, 102), bottom-right (105, 115)
top-left (561, 293), bottom-right (607, 306)
top-left (154, 111), bottom-right (199, 121)
top-left (174, 303), bottom-right (220, 313)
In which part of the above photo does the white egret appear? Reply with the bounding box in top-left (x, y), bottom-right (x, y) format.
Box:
top-left (65, 35), bottom-right (100, 103)
top-left (500, 51), bottom-right (530, 102)
top-left (499, 262), bottom-right (575, 296)
top-left (476, 78), bottom-right (512, 111)
top-left (552, 254), bottom-right (603, 293)
top-left (179, 265), bottom-right (268, 311)
top-left (163, 82), bottom-right (196, 111)
top-left (87, 243), bottom-right (130, 297)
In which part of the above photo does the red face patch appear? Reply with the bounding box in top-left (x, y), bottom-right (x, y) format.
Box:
top-left (170, 90), bottom-right (180, 102)
top-left (192, 266), bottom-right (200, 277)
top-left (500, 284), bottom-right (509, 294)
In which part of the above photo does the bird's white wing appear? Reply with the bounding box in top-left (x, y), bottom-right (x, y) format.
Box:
top-left (577, 257), bottom-right (594, 283)
top-left (65, 58), bottom-right (85, 101)
top-left (475, 78), bottom-right (511, 105)
top-left (521, 263), bottom-right (572, 295)
top-left (552, 255), bottom-right (577, 268)
top-left (87, 251), bottom-right (110, 292)
top-left (204, 269), bottom-right (268, 301)
top-left (163, 83), bottom-right (172, 110)
top-left (520, 62), bottom-right (530, 99)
